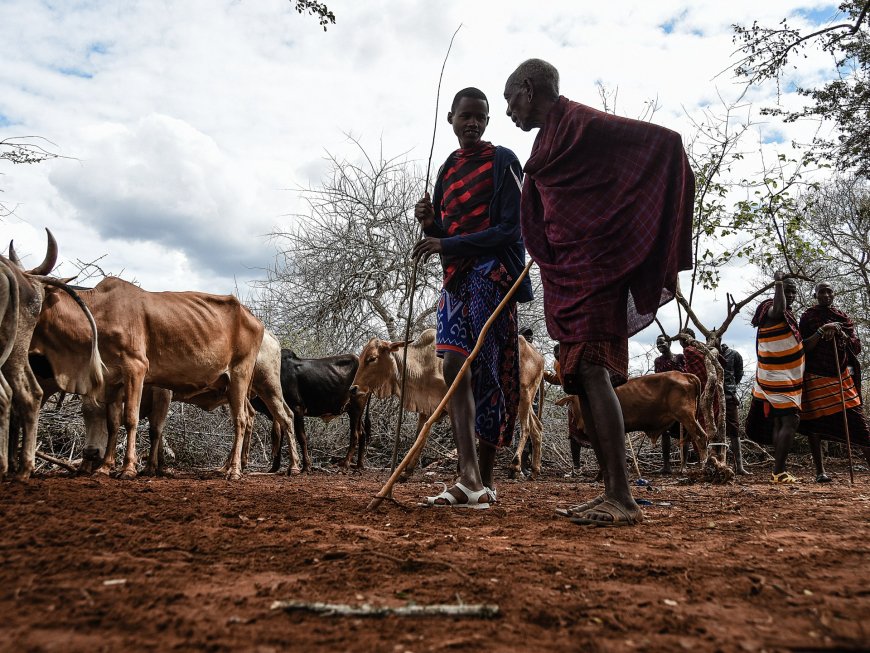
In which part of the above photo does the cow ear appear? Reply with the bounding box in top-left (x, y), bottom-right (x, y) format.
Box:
top-left (387, 341), bottom-right (406, 353)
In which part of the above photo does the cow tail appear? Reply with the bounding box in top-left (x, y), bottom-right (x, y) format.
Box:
top-left (29, 275), bottom-right (105, 394)
top-left (363, 392), bottom-right (372, 448)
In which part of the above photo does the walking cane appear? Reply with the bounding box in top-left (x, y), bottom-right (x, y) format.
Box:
top-left (367, 259), bottom-right (534, 511)
top-left (832, 337), bottom-right (855, 484)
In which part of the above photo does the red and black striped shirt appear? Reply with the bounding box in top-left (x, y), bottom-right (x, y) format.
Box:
top-left (439, 141), bottom-right (495, 291)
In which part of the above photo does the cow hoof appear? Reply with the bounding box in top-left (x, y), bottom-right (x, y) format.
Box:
top-left (94, 465), bottom-right (113, 477)
top-left (529, 470), bottom-right (540, 481)
top-left (225, 470), bottom-right (243, 481)
top-left (703, 459), bottom-right (735, 484)
top-left (507, 467), bottom-right (519, 480)
top-left (118, 469), bottom-right (138, 481)
top-left (140, 466), bottom-right (158, 477)
top-left (14, 469), bottom-right (33, 481)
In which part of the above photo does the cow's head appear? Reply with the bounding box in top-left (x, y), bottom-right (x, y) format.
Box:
top-left (350, 336), bottom-right (405, 400)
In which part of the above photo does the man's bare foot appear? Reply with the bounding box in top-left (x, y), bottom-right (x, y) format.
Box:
top-left (555, 494), bottom-right (604, 518)
top-left (570, 498), bottom-right (643, 527)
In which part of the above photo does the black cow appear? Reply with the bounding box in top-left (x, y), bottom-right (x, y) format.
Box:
top-left (251, 350), bottom-right (371, 473)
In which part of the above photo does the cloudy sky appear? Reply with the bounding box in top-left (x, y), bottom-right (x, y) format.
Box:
top-left (0, 0), bottom-right (841, 369)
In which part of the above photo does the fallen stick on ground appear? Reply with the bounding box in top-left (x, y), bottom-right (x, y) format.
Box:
top-left (36, 450), bottom-right (79, 473)
top-left (270, 600), bottom-right (499, 618)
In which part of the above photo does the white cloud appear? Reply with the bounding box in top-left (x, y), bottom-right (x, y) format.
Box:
top-left (0, 0), bottom-right (845, 344)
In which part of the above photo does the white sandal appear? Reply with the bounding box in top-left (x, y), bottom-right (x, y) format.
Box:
top-left (424, 482), bottom-right (492, 509)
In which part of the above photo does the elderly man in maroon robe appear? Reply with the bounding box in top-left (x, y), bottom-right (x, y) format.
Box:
top-left (798, 281), bottom-right (870, 481)
top-left (504, 59), bottom-right (694, 526)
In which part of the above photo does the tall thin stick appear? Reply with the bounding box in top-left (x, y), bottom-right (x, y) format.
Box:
top-left (832, 338), bottom-right (855, 484)
top-left (625, 431), bottom-right (643, 479)
top-left (389, 24), bottom-right (462, 475)
top-left (368, 260), bottom-right (533, 511)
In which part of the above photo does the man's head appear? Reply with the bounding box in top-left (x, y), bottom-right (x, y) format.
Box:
top-left (448, 87), bottom-right (489, 149)
top-left (814, 281), bottom-right (834, 308)
top-left (678, 328), bottom-right (696, 347)
top-left (655, 334), bottom-right (670, 354)
top-left (783, 278), bottom-right (798, 309)
top-left (503, 58), bottom-right (560, 132)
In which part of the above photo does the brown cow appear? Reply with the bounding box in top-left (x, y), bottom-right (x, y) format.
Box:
top-left (350, 328), bottom-right (544, 478)
top-left (557, 371), bottom-right (728, 475)
top-left (30, 276), bottom-right (271, 480)
top-left (3, 232), bottom-right (102, 479)
top-left (66, 329), bottom-right (296, 477)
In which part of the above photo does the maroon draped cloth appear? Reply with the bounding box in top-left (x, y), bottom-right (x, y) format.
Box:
top-left (654, 353), bottom-right (685, 374)
top-left (521, 97), bottom-right (695, 347)
top-left (799, 304), bottom-right (861, 378)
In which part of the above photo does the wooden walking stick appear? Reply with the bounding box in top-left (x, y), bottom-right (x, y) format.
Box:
top-left (389, 24), bottom-right (462, 476)
top-left (832, 337), bottom-right (855, 484)
top-left (367, 259), bottom-right (534, 511)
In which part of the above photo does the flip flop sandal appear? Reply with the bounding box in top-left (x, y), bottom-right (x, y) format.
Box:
top-left (424, 482), bottom-right (491, 509)
top-left (771, 472), bottom-right (798, 484)
top-left (569, 498), bottom-right (643, 527)
top-left (554, 495), bottom-right (605, 518)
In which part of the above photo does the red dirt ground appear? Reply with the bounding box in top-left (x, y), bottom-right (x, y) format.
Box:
top-left (2, 461), bottom-right (868, 653)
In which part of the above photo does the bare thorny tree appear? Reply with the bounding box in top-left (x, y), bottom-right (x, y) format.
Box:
top-left (0, 136), bottom-right (67, 219)
top-left (253, 139), bottom-right (443, 356)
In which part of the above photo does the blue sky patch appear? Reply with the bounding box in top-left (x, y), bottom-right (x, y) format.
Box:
top-left (797, 5), bottom-right (838, 25)
top-left (761, 128), bottom-right (786, 144)
top-left (659, 9), bottom-right (688, 34)
top-left (88, 41), bottom-right (109, 56)
top-left (56, 66), bottom-right (93, 79)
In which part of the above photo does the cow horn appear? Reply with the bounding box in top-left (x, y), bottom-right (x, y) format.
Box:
top-left (28, 228), bottom-right (58, 275)
top-left (8, 240), bottom-right (23, 267)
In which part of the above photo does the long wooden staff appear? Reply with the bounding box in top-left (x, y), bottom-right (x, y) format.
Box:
top-left (832, 337), bottom-right (855, 484)
top-left (389, 24), bottom-right (462, 474)
top-left (367, 259), bottom-right (534, 511)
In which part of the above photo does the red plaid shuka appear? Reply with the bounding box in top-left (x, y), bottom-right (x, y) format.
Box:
top-left (798, 305), bottom-right (861, 378)
top-left (559, 339), bottom-right (629, 388)
top-left (654, 353), bottom-right (685, 374)
top-left (797, 304), bottom-right (869, 446)
top-left (521, 97), bottom-right (695, 346)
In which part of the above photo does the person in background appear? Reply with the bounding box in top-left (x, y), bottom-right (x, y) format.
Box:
top-left (744, 272), bottom-right (804, 483)
top-left (798, 281), bottom-right (870, 481)
top-left (717, 339), bottom-right (749, 475)
top-left (653, 334), bottom-right (686, 475)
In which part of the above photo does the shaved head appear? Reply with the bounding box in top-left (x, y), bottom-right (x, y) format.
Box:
top-left (505, 58), bottom-right (560, 101)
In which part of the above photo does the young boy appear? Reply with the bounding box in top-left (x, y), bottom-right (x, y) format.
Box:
top-left (412, 87), bottom-right (533, 508)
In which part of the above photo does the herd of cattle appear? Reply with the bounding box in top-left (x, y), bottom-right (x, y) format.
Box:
top-left (0, 230), bottom-right (721, 483)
